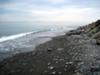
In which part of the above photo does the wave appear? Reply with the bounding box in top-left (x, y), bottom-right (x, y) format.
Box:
top-left (0, 32), bottom-right (34, 42)
top-left (0, 30), bottom-right (49, 43)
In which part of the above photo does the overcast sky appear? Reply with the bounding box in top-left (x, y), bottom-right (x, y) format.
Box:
top-left (0, 0), bottom-right (100, 25)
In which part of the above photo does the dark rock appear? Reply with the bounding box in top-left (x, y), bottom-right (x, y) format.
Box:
top-left (90, 65), bottom-right (100, 73)
top-left (47, 48), bottom-right (52, 52)
top-left (96, 39), bottom-right (100, 45)
top-left (67, 30), bottom-right (82, 36)
top-left (95, 20), bottom-right (100, 27)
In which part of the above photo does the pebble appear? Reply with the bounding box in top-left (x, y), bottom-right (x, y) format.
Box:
top-left (48, 66), bottom-right (54, 70)
top-left (43, 70), bottom-right (48, 73)
top-left (48, 62), bottom-right (51, 65)
top-left (58, 72), bottom-right (62, 74)
top-left (65, 65), bottom-right (68, 68)
top-left (65, 61), bottom-right (73, 65)
top-left (55, 61), bottom-right (58, 64)
top-left (57, 48), bottom-right (63, 51)
top-left (56, 56), bottom-right (60, 58)
top-left (78, 62), bottom-right (84, 66)
top-left (53, 58), bottom-right (58, 61)
top-left (59, 58), bottom-right (65, 61)
top-left (51, 71), bottom-right (56, 74)
top-left (74, 70), bottom-right (79, 73)
top-left (64, 68), bottom-right (67, 71)
top-left (47, 48), bottom-right (52, 52)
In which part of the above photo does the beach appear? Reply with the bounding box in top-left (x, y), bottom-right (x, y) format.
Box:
top-left (0, 20), bottom-right (100, 75)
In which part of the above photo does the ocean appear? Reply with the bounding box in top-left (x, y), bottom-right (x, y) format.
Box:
top-left (0, 22), bottom-right (77, 61)
top-left (0, 22), bottom-right (50, 37)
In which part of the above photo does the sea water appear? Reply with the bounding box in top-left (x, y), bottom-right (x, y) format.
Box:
top-left (0, 22), bottom-right (76, 61)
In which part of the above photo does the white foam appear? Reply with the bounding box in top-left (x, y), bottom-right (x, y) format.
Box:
top-left (0, 32), bottom-right (33, 42)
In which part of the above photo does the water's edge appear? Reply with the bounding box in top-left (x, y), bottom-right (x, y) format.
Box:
top-left (0, 29), bottom-right (69, 62)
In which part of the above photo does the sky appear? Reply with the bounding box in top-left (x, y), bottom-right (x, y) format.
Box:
top-left (0, 0), bottom-right (100, 25)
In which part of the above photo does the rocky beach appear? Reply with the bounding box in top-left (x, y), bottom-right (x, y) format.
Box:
top-left (0, 20), bottom-right (100, 75)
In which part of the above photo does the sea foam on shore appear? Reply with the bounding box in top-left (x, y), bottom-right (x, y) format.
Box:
top-left (0, 28), bottom-right (72, 61)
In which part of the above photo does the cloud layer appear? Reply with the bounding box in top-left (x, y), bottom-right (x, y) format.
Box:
top-left (0, 0), bottom-right (100, 25)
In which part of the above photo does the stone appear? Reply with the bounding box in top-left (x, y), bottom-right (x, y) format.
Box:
top-left (64, 68), bottom-right (67, 71)
top-left (58, 72), bottom-right (62, 74)
top-left (48, 62), bottom-right (51, 65)
top-left (65, 62), bottom-right (73, 65)
top-left (48, 66), bottom-right (54, 70)
top-left (57, 48), bottom-right (63, 51)
top-left (47, 48), bottom-right (52, 52)
top-left (51, 71), bottom-right (56, 74)
top-left (43, 70), bottom-right (48, 73)
top-left (55, 61), bottom-right (58, 64)
top-left (59, 58), bottom-right (65, 61)
top-left (65, 65), bottom-right (68, 68)
top-left (96, 39), bottom-right (100, 45)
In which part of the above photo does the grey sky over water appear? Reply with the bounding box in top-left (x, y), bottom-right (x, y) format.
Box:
top-left (0, 0), bottom-right (100, 25)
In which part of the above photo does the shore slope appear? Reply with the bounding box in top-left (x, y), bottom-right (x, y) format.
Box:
top-left (0, 20), bottom-right (100, 75)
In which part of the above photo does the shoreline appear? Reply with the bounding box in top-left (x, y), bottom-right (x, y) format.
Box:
top-left (0, 30), bottom-right (68, 62)
top-left (0, 20), bottom-right (100, 75)
top-left (0, 28), bottom-right (89, 75)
